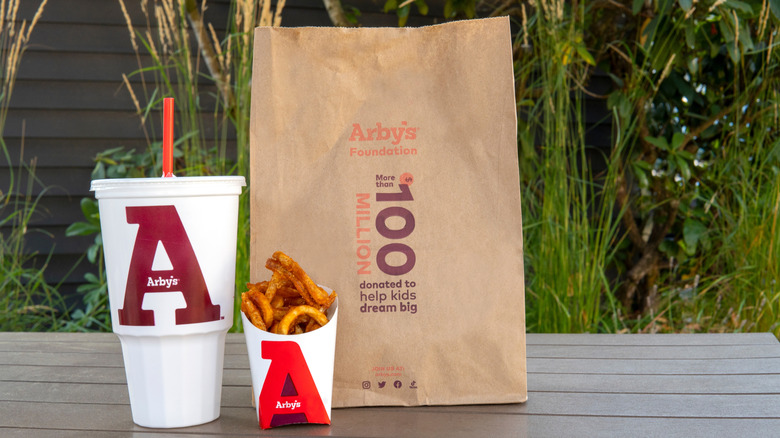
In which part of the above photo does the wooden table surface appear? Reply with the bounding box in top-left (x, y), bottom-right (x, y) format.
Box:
top-left (2, 331), bottom-right (780, 437)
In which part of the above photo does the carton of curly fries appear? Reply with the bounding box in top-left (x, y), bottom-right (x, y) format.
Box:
top-left (241, 256), bottom-right (338, 429)
top-left (241, 300), bottom-right (338, 429)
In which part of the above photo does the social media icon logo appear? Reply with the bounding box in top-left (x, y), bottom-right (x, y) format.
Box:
top-left (362, 381), bottom-right (371, 389)
top-left (378, 381), bottom-right (387, 388)
top-left (393, 380), bottom-right (402, 389)
top-left (410, 380), bottom-right (417, 389)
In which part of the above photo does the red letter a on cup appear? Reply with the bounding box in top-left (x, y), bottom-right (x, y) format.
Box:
top-left (118, 205), bottom-right (220, 326)
top-left (259, 341), bottom-right (330, 429)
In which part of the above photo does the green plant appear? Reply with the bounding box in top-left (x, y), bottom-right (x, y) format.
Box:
top-left (0, 0), bottom-right (67, 331)
top-left (382, 0), bottom-right (429, 26)
top-left (517, 0), bottom-right (625, 333)
top-left (1, 157), bottom-right (70, 331)
top-left (707, 62), bottom-right (780, 335)
top-left (64, 197), bottom-right (110, 331)
top-left (588, 0), bottom-right (780, 333)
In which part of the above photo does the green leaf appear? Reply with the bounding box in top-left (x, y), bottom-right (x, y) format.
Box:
top-left (384, 0), bottom-right (397, 13)
top-left (634, 160), bottom-right (653, 171)
top-left (727, 40), bottom-right (740, 64)
top-left (415, 0), bottom-right (428, 15)
top-left (677, 150), bottom-right (695, 161)
top-left (464, 0), bottom-right (476, 18)
top-left (678, 0), bottom-right (693, 11)
top-left (83, 272), bottom-right (100, 284)
top-left (717, 19), bottom-right (741, 63)
top-left (92, 161), bottom-right (106, 179)
top-left (345, 6), bottom-right (361, 24)
top-left (718, 19), bottom-right (734, 42)
top-left (737, 18), bottom-right (754, 52)
top-left (770, 0), bottom-right (780, 20)
top-left (671, 132), bottom-right (685, 150)
top-left (659, 239), bottom-right (679, 257)
top-left (683, 218), bottom-right (707, 255)
top-left (645, 135), bottom-right (670, 151)
top-left (444, 0), bottom-right (454, 18)
top-left (87, 244), bottom-right (100, 264)
top-left (724, 0), bottom-right (753, 13)
top-left (684, 24), bottom-right (696, 49)
top-left (632, 0), bottom-right (644, 14)
top-left (103, 146), bottom-right (125, 155)
top-left (676, 155), bottom-right (692, 180)
top-left (65, 222), bottom-right (100, 237)
top-left (658, 0), bottom-right (675, 14)
top-left (575, 45), bottom-right (596, 66)
top-left (606, 72), bottom-right (625, 89)
top-left (607, 91), bottom-right (622, 108)
top-left (632, 163), bottom-right (650, 188)
top-left (76, 284), bottom-right (95, 294)
top-left (80, 198), bottom-right (100, 225)
top-left (397, 4), bottom-right (410, 26)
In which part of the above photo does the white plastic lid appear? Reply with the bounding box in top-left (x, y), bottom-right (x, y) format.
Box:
top-left (90, 176), bottom-right (246, 199)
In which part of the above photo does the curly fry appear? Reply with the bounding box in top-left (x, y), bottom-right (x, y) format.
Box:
top-left (276, 305), bottom-right (330, 335)
top-left (241, 293), bottom-right (267, 331)
top-left (241, 252), bottom-right (335, 335)
top-left (272, 251), bottom-right (334, 307)
top-left (246, 289), bottom-right (274, 329)
top-left (305, 318), bottom-right (321, 333)
top-left (272, 306), bottom-right (289, 321)
top-left (288, 297), bottom-right (306, 306)
top-left (276, 286), bottom-right (301, 298)
top-left (264, 271), bottom-right (286, 301)
top-left (246, 281), bottom-right (269, 295)
top-left (270, 295), bottom-right (284, 308)
top-left (266, 259), bottom-right (317, 307)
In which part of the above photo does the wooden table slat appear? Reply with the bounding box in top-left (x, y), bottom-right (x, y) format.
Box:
top-left (528, 357), bottom-right (780, 375)
top-left (2, 331), bottom-right (779, 437)
top-left (527, 332), bottom-right (779, 346)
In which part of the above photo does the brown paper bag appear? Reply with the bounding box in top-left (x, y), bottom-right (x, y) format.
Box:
top-left (250, 17), bottom-right (526, 407)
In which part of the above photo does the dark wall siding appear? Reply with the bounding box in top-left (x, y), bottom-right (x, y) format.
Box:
top-left (2, 0), bottom-right (439, 297)
top-left (4, 0), bottom-right (609, 298)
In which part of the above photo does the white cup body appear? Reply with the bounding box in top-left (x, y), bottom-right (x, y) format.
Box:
top-left (92, 176), bottom-right (245, 428)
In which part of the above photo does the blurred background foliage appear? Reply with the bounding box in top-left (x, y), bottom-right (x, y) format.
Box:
top-left (516, 0), bottom-right (780, 334)
top-left (2, 0), bottom-right (779, 336)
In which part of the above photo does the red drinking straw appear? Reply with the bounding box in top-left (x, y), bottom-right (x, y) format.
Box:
top-left (162, 97), bottom-right (174, 177)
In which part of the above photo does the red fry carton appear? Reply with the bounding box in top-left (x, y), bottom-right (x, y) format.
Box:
top-left (241, 298), bottom-right (338, 429)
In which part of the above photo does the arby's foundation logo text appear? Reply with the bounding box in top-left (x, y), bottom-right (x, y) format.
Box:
top-left (348, 121), bottom-right (418, 157)
top-left (118, 205), bottom-right (221, 326)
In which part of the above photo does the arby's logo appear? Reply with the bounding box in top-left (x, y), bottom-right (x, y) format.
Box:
top-left (259, 341), bottom-right (329, 428)
top-left (118, 205), bottom-right (220, 326)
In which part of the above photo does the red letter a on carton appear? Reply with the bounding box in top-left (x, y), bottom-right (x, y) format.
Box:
top-left (259, 341), bottom-right (329, 429)
top-left (118, 205), bottom-right (220, 326)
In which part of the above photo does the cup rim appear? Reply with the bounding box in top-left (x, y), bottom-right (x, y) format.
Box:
top-left (91, 175), bottom-right (246, 190)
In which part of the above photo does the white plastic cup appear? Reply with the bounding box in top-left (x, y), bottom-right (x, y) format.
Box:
top-left (91, 176), bottom-right (245, 428)
top-left (242, 295), bottom-right (338, 429)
